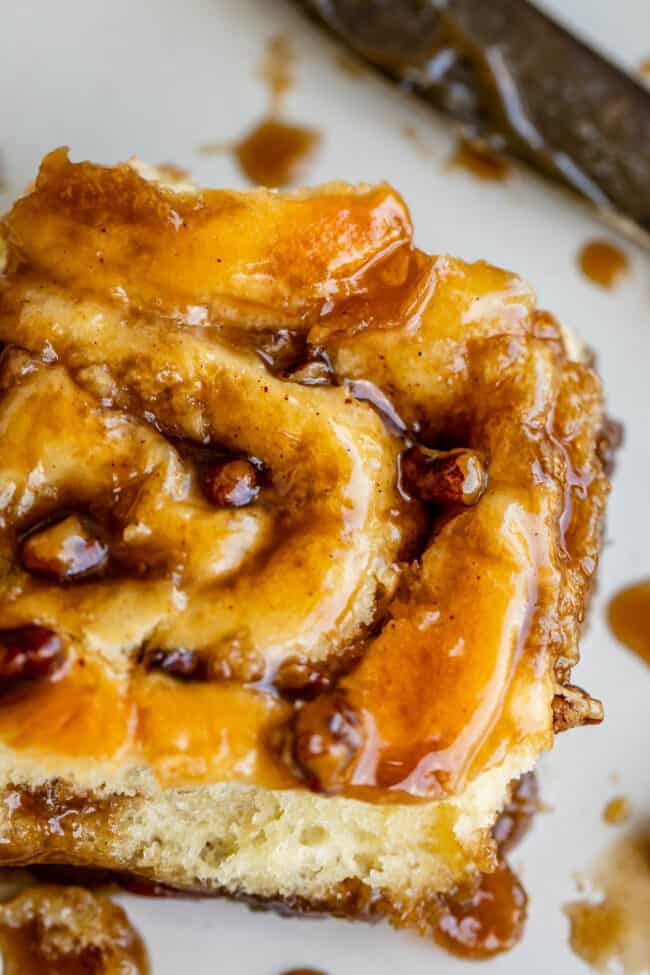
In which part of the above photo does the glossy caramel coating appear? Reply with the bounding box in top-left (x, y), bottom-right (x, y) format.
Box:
top-left (0, 151), bottom-right (610, 802)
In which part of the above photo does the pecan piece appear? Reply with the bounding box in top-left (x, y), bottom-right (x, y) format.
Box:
top-left (274, 657), bottom-right (333, 700)
top-left (400, 445), bottom-right (488, 506)
top-left (144, 641), bottom-right (263, 683)
top-left (0, 626), bottom-right (63, 686)
top-left (200, 459), bottom-right (261, 507)
top-left (288, 692), bottom-right (361, 793)
top-left (552, 683), bottom-right (603, 733)
top-left (20, 514), bottom-right (108, 582)
top-left (144, 647), bottom-right (205, 680)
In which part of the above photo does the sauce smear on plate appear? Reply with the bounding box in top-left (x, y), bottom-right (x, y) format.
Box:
top-left (608, 580), bottom-right (650, 666)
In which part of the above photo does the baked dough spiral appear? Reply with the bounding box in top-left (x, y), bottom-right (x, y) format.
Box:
top-left (0, 149), bottom-right (609, 799)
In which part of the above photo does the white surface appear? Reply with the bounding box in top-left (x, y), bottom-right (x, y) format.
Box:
top-left (1, 2), bottom-right (649, 972)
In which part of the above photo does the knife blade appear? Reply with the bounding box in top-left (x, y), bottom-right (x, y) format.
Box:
top-left (298, 0), bottom-right (650, 246)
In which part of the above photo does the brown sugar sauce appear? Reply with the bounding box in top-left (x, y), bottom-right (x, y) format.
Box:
top-left (234, 119), bottom-right (320, 188)
top-left (608, 580), bottom-right (650, 666)
top-left (429, 772), bottom-right (537, 959)
top-left (565, 830), bottom-right (650, 974)
top-left (578, 239), bottom-right (629, 288)
top-left (450, 138), bottom-right (511, 181)
top-left (0, 885), bottom-right (148, 974)
top-left (433, 861), bottom-right (527, 959)
top-left (201, 34), bottom-right (321, 187)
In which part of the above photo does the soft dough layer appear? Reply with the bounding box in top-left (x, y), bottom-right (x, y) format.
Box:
top-left (0, 151), bottom-right (611, 924)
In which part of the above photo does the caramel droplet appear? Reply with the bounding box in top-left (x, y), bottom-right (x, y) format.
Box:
top-left (435, 861), bottom-right (527, 959)
top-left (578, 239), bottom-right (628, 289)
top-left (450, 138), bottom-right (511, 181)
top-left (602, 796), bottom-right (631, 825)
top-left (608, 579), bottom-right (650, 666)
top-left (234, 118), bottom-right (320, 188)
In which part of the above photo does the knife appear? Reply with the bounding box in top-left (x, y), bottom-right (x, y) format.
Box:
top-left (298, 0), bottom-right (650, 246)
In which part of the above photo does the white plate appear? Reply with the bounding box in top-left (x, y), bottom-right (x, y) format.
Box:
top-left (1, 2), bottom-right (649, 972)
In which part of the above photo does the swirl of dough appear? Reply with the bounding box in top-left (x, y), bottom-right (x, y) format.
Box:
top-left (0, 151), bottom-right (609, 797)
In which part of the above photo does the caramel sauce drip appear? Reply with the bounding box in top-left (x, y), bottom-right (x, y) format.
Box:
top-left (261, 34), bottom-right (295, 109)
top-left (202, 34), bottom-right (320, 188)
top-left (425, 773), bottom-right (536, 959)
top-left (608, 580), bottom-right (650, 666)
top-left (565, 831), bottom-right (650, 974)
top-left (280, 970), bottom-right (328, 975)
top-left (450, 138), bottom-right (511, 181)
top-left (434, 861), bottom-right (527, 959)
top-left (0, 885), bottom-right (148, 974)
top-left (578, 239), bottom-right (629, 289)
top-left (234, 119), bottom-right (320, 188)
top-left (603, 796), bottom-right (631, 825)
top-left (234, 33), bottom-right (320, 187)
top-left (639, 57), bottom-right (650, 79)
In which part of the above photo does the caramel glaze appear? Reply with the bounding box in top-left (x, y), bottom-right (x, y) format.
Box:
top-left (261, 34), bottom-right (295, 110)
top-left (578, 239), bottom-right (629, 289)
top-left (565, 829), bottom-right (650, 975)
top-left (428, 772), bottom-right (536, 959)
top-left (234, 118), bottom-right (320, 188)
top-left (608, 580), bottom-right (650, 666)
top-left (602, 796), bottom-right (631, 825)
top-left (0, 885), bottom-right (148, 974)
top-left (279, 970), bottom-right (327, 975)
top-left (0, 151), bottom-right (612, 804)
top-left (450, 138), bottom-right (511, 181)
top-left (229, 34), bottom-right (320, 188)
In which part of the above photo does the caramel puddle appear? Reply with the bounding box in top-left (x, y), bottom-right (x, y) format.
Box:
top-left (578, 239), bottom-right (629, 289)
top-left (565, 830), bottom-right (650, 974)
top-left (234, 118), bottom-right (320, 188)
top-left (608, 580), bottom-right (650, 666)
top-left (199, 34), bottom-right (320, 187)
top-left (449, 138), bottom-right (511, 181)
